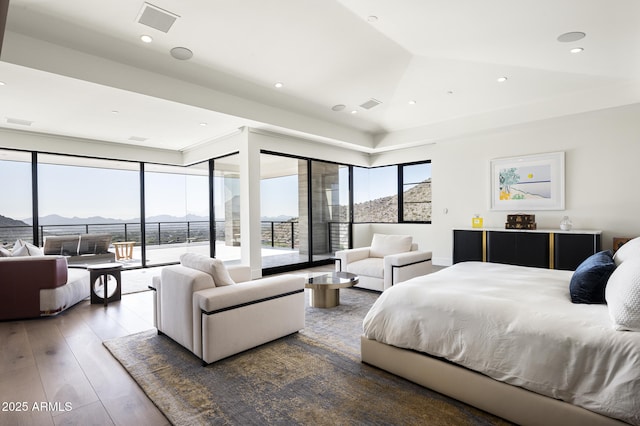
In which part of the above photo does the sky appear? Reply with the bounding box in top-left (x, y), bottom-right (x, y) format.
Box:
top-left (0, 160), bottom-right (210, 220)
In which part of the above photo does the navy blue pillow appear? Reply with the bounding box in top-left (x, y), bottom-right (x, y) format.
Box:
top-left (569, 250), bottom-right (616, 304)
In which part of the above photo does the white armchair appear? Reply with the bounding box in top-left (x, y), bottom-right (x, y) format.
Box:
top-left (152, 253), bottom-right (305, 365)
top-left (335, 234), bottom-right (432, 291)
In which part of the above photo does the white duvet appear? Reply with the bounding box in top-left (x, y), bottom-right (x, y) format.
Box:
top-left (363, 262), bottom-right (640, 425)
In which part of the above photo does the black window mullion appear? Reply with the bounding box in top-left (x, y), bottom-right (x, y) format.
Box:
top-left (398, 165), bottom-right (404, 223)
top-left (31, 152), bottom-right (39, 245)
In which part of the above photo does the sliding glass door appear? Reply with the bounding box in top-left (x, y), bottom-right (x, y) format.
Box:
top-left (260, 153), bottom-right (308, 269)
top-left (310, 160), bottom-right (350, 261)
top-left (144, 162), bottom-right (209, 266)
top-left (212, 154), bottom-right (241, 263)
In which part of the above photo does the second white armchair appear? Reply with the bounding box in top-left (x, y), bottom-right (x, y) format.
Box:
top-left (335, 234), bottom-right (432, 291)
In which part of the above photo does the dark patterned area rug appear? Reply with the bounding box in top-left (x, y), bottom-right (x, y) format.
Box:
top-left (104, 288), bottom-right (511, 426)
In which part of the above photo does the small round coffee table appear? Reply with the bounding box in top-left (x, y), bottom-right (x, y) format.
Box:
top-left (304, 271), bottom-right (359, 308)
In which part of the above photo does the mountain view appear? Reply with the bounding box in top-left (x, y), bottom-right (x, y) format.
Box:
top-left (1, 179), bottom-right (431, 247)
top-left (0, 214), bottom-right (28, 227)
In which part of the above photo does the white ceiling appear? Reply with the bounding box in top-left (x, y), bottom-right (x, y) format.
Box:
top-left (1, 0), bottom-right (639, 153)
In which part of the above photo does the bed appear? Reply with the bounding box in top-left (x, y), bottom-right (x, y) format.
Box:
top-left (361, 261), bottom-right (640, 426)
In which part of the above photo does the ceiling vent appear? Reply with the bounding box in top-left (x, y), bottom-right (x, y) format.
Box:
top-left (359, 98), bottom-right (382, 110)
top-left (6, 117), bottom-right (33, 126)
top-left (128, 136), bottom-right (148, 142)
top-left (137, 2), bottom-right (179, 33)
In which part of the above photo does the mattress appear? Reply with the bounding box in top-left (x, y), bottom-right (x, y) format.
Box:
top-left (363, 262), bottom-right (640, 425)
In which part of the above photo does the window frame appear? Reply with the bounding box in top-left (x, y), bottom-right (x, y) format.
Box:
top-left (398, 160), bottom-right (432, 224)
top-left (352, 160), bottom-right (432, 224)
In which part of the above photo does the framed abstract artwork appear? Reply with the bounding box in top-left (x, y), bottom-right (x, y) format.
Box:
top-left (490, 151), bottom-right (565, 211)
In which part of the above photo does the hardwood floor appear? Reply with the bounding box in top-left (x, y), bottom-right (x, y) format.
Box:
top-left (0, 264), bottom-right (337, 426)
top-left (0, 291), bottom-right (169, 426)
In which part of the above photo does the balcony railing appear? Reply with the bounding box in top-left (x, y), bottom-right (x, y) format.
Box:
top-left (1, 220), bottom-right (349, 253)
top-left (261, 221), bottom-right (298, 249)
top-left (0, 221), bottom-right (212, 247)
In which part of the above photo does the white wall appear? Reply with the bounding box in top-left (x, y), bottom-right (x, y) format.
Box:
top-left (369, 103), bottom-right (640, 265)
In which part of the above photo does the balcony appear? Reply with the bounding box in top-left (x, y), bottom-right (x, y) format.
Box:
top-left (0, 220), bottom-right (348, 269)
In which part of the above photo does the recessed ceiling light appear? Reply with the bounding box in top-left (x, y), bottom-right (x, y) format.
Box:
top-left (367, 15), bottom-right (378, 22)
top-left (111, 110), bottom-right (119, 114)
top-left (447, 90), bottom-right (454, 95)
top-left (570, 47), bottom-right (584, 54)
top-left (199, 122), bottom-right (207, 126)
top-left (128, 136), bottom-right (148, 142)
top-left (408, 100), bottom-right (417, 105)
top-left (350, 110), bottom-right (358, 114)
top-left (140, 34), bottom-right (153, 43)
top-left (331, 104), bottom-right (345, 111)
top-left (170, 47), bottom-right (193, 60)
top-left (497, 76), bottom-right (508, 83)
top-left (557, 31), bottom-right (586, 43)
top-left (6, 117), bottom-right (33, 126)
top-left (0, 81), bottom-right (6, 86)
top-left (274, 82), bottom-right (284, 88)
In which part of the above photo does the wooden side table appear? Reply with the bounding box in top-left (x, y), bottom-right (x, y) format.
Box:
top-left (613, 237), bottom-right (633, 253)
top-left (113, 241), bottom-right (135, 260)
top-left (88, 263), bottom-right (122, 306)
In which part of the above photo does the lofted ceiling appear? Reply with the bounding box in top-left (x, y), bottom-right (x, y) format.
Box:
top-left (0, 0), bottom-right (639, 154)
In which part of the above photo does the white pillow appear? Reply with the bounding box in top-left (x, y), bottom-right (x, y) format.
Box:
top-left (210, 258), bottom-right (235, 286)
top-left (179, 253), bottom-right (235, 286)
top-left (613, 236), bottom-right (640, 266)
top-left (605, 257), bottom-right (640, 332)
top-left (0, 246), bottom-right (11, 257)
top-left (369, 234), bottom-right (413, 258)
top-left (11, 239), bottom-right (43, 257)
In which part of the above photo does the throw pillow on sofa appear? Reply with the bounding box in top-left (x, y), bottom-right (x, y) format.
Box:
top-left (0, 246), bottom-right (11, 257)
top-left (12, 239), bottom-right (43, 257)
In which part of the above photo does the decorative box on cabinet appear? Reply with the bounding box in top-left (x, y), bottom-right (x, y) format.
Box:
top-left (453, 228), bottom-right (601, 270)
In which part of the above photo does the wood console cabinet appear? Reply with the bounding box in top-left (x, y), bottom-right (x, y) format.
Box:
top-left (453, 228), bottom-right (601, 270)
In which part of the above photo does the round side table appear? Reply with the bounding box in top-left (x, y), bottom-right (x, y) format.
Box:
top-left (87, 263), bottom-right (123, 307)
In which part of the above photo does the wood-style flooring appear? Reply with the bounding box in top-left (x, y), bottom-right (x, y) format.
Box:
top-left (0, 291), bottom-right (168, 426)
top-left (0, 265), bottom-right (337, 426)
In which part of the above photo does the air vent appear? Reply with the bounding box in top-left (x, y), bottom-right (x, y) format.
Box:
top-left (128, 136), bottom-right (148, 142)
top-left (359, 98), bottom-right (382, 110)
top-left (137, 2), bottom-right (179, 33)
top-left (6, 117), bottom-right (33, 126)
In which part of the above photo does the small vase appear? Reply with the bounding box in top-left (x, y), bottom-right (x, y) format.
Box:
top-left (560, 216), bottom-right (573, 231)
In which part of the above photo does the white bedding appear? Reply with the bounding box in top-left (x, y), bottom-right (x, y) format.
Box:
top-left (363, 262), bottom-right (640, 425)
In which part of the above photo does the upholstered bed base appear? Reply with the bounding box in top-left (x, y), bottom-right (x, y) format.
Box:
top-left (360, 337), bottom-right (626, 426)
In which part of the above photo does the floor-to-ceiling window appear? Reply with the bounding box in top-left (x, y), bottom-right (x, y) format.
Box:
top-left (144, 162), bottom-right (210, 265)
top-left (37, 154), bottom-right (141, 264)
top-left (0, 149), bottom-right (33, 245)
top-left (310, 160), bottom-right (350, 261)
top-left (260, 153), bottom-right (308, 269)
top-left (212, 154), bottom-right (241, 263)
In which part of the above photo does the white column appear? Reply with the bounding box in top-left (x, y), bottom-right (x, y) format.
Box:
top-left (238, 127), bottom-right (263, 278)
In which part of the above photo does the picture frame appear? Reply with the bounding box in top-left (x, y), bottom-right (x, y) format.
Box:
top-left (490, 151), bottom-right (565, 211)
